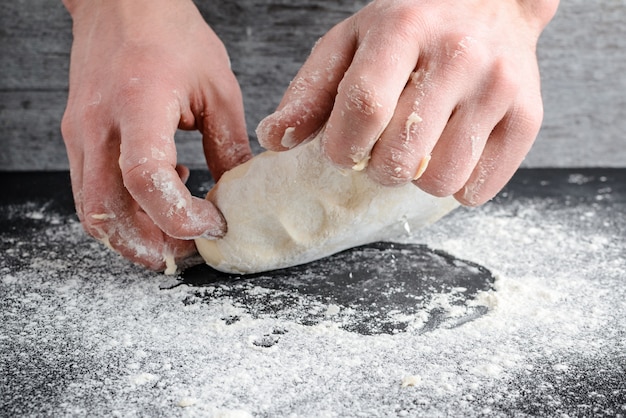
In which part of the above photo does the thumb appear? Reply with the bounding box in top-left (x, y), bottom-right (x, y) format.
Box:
top-left (118, 93), bottom-right (227, 240)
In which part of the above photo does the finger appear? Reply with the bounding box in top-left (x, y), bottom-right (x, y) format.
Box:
top-left (255, 21), bottom-right (355, 151)
top-left (87, 203), bottom-right (197, 271)
top-left (199, 71), bottom-right (253, 180)
top-left (369, 33), bottom-right (499, 189)
top-left (414, 72), bottom-right (513, 197)
top-left (416, 106), bottom-right (500, 198)
top-left (321, 16), bottom-right (427, 170)
top-left (61, 93), bottom-right (107, 222)
top-left (60, 110), bottom-right (87, 222)
top-left (456, 99), bottom-right (543, 206)
top-left (117, 93), bottom-right (227, 240)
top-left (367, 67), bottom-right (451, 185)
top-left (79, 129), bottom-right (196, 271)
top-left (367, 62), bottom-right (471, 186)
top-left (176, 164), bottom-right (190, 184)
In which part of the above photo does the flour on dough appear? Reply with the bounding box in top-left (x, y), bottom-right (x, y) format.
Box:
top-left (195, 131), bottom-right (458, 274)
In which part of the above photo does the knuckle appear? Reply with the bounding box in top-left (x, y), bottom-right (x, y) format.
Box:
top-left (342, 81), bottom-right (384, 119)
top-left (417, 170), bottom-right (464, 198)
top-left (120, 164), bottom-right (200, 236)
top-left (117, 80), bottom-right (146, 107)
top-left (370, 137), bottom-right (425, 185)
top-left (520, 105), bottom-right (544, 133)
top-left (441, 32), bottom-right (488, 68)
top-left (487, 58), bottom-right (522, 96)
top-left (521, 93), bottom-right (545, 129)
top-left (119, 160), bottom-right (147, 189)
top-left (120, 162), bottom-right (161, 206)
top-left (364, 0), bottom-right (427, 38)
top-left (506, 97), bottom-right (544, 138)
top-left (60, 112), bottom-right (75, 141)
top-left (381, 5), bottom-right (423, 41)
top-left (60, 106), bottom-right (93, 145)
top-left (372, 152), bottom-right (419, 186)
top-left (288, 74), bottom-right (338, 110)
top-left (122, 164), bottom-right (178, 215)
top-left (289, 74), bottom-right (318, 96)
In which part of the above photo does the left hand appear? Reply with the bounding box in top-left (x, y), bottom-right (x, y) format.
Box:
top-left (61, 0), bottom-right (252, 271)
top-left (256, 0), bottom-right (559, 205)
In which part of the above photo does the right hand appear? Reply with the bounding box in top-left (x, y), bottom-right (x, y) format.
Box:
top-left (257, 0), bottom-right (558, 207)
top-left (61, 0), bottom-right (252, 271)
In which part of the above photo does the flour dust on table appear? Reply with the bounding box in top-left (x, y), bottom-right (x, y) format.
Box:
top-left (1, 169), bottom-right (625, 417)
top-left (183, 242), bottom-right (495, 336)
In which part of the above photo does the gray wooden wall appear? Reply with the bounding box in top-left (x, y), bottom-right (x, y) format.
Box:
top-left (1, 0), bottom-right (624, 171)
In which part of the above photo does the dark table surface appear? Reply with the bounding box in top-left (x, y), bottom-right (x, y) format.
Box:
top-left (1, 168), bottom-right (625, 417)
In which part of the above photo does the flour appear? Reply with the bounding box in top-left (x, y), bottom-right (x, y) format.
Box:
top-left (401, 375), bottom-right (423, 387)
top-left (177, 397), bottom-right (198, 408)
top-left (150, 168), bottom-right (188, 214)
top-left (1, 170), bottom-right (625, 417)
top-left (404, 111), bottom-right (422, 143)
top-left (129, 372), bottom-right (159, 386)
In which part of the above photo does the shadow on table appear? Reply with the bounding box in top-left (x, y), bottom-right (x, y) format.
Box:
top-left (181, 242), bottom-right (495, 336)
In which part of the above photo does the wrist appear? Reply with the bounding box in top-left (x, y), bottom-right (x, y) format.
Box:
top-left (63, 0), bottom-right (202, 46)
top-left (62, 0), bottom-right (189, 28)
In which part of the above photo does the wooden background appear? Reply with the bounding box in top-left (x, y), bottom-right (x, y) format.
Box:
top-left (1, 0), bottom-right (624, 171)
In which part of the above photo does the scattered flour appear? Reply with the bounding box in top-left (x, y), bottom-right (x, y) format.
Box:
top-left (129, 372), bottom-right (159, 386)
top-left (1, 182), bottom-right (625, 417)
top-left (401, 375), bottom-right (422, 387)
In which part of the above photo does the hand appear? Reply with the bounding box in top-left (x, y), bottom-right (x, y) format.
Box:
top-left (61, 0), bottom-right (252, 271)
top-left (256, 0), bottom-right (559, 205)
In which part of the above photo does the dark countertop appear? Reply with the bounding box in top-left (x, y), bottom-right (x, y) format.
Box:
top-left (1, 169), bottom-right (625, 417)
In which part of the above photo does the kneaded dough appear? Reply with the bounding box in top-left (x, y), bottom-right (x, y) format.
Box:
top-left (196, 132), bottom-right (459, 274)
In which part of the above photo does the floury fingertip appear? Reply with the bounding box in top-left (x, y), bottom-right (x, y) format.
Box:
top-left (255, 112), bottom-right (281, 149)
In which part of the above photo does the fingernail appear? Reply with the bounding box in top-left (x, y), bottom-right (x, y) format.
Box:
top-left (201, 230), bottom-right (223, 240)
top-left (413, 155), bottom-right (431, 181)
top-left (280, 126), bottom-right (298, 149)
top-left (256, 111), bottom-right (283, 148)
top-left (201, 216), bottom-right (227, 240)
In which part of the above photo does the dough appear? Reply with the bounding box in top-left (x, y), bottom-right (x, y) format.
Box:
top-left (195, 132), bottom-right (458, 274)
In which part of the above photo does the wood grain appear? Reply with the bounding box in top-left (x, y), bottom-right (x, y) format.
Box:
top-left (1, 0), bottom-right (624, 170)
